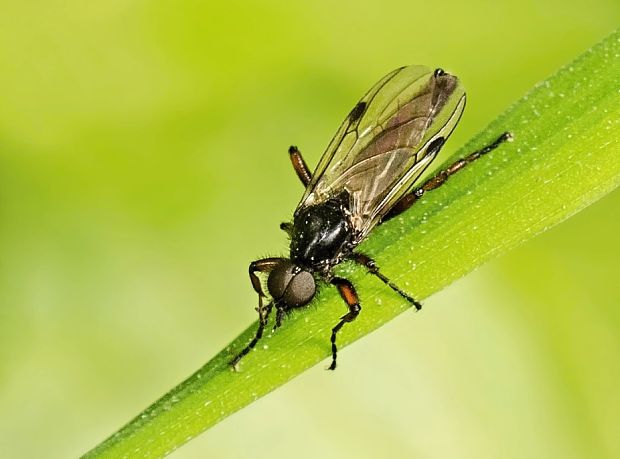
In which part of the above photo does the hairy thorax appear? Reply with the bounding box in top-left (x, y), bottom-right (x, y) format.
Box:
top-left (289, 198), bottom-right (353, 271)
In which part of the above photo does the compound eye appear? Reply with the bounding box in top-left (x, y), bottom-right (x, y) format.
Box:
top-left (267, 261), bottom-right (316, 308)
top-left (267, 260), bottom-right (296, 301)
top-left (283, 270), bottom-right (315, 308)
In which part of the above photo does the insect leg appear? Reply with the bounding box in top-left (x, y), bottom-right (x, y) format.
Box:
top-left (249, 257), bottom-right (285, 310)
top-left (231, 302), bottom-right (274, 369)
top-left (329, 277), bottom-right (361, 370)
top-left (349, 253), bottom-right (422, 310)
top-left (383, 132), bottom-right (513, 221)
top-left (288, 145), bottom-right (312, 187)
top-left (279, 222), bottom-right (293, 235)
top-left (273, 305), bottom-right (286, 331)
top-left (230, 257), bottom-right (284, 369)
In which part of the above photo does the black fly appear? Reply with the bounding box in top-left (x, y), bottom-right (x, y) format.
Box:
top-left (231, 65), bottom-right (512, 370)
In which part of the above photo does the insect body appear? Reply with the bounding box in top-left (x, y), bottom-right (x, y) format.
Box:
top-left (231, 65), bottom-right (512, 370)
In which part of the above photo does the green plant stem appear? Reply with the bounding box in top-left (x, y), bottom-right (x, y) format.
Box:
top-left (84, 29), bottom-right (620, 458)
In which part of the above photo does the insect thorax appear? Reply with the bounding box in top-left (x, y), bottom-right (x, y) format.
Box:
top-left (290, 198), bottom-right (353, 270)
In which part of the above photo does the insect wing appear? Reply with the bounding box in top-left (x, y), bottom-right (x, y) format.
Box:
top-left (298, 65), bottom-right (466, 242)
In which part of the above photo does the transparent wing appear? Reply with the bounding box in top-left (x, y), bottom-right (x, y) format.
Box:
top-left (297, 65), bottom-right (466, 242)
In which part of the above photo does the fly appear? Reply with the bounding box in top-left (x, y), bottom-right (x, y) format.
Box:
top-left (230, 65), bottom-right (513, 370)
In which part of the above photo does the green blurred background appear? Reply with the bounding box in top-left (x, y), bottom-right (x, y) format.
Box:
top-left (0, 1), bottom-right (618, 458)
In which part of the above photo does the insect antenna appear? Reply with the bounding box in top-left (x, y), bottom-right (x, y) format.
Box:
top-left (231, 301), bottom-right (274, 369)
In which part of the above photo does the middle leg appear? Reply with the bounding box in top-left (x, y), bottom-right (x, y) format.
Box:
top-left (349, 252), bottom-right (422, 310)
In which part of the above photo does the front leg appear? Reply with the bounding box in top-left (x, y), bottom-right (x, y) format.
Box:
top-left (231, 257), bottom-right (284, 369)
top-left (249, 257), bottom-right (285, 310)
top-left (230, 302), bottom-right (273, 369)
top-left (329, 277), bottom-right (361, 370)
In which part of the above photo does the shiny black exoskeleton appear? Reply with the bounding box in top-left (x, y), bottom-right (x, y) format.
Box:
top-left (231, 176), bottom-right (425, 371)
top-left (229, 66), bottom-right (513, 371)
top-left (265, 196), bottom-right (355, 315)
top-left (231, 132), bottom-right (512, 371)
top-left (290, 196), bottom-right (352, 270)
